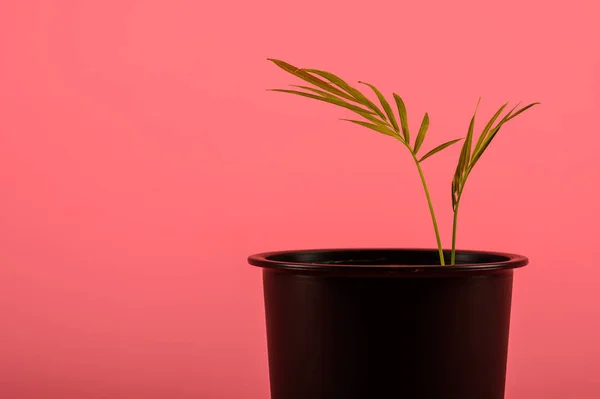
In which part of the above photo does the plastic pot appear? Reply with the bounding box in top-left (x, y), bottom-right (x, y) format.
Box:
top-left (248, 248), bottom-right (528, 399)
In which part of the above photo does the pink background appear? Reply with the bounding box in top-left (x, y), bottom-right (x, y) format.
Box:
top-left (0, 0), bottom-right (598, 398)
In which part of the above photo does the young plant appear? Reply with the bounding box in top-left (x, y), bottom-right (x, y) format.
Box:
top-left (450, 100), bottom-right (539, 264)
top-left (268, 59), bottom-right (538, 265)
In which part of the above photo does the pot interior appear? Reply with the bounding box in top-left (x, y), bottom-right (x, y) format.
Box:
top-left (268, 248), bottom-right (508, 265)
top-left (249, 248), bottom-right (528, 275)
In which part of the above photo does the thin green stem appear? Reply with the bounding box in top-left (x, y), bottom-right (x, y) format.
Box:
top-left (451, 201), bottom-right (459, 265)
top-left (451, 168), bottom-right (472, 265)
top-left (360, 117), bottom-right (446, 265)
top-left (406, 147), bottom-right (445, 265)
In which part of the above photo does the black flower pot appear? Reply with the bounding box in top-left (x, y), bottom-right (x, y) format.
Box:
top-left (248, 248), bottom-right (528, 399)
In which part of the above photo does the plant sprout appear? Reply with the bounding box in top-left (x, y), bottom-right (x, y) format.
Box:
top-left (268, 59), bottom-right (538, 265)
top-left (450, 100), bottom-right (539, 264)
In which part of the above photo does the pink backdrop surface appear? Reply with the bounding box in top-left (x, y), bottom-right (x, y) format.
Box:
top-left (1, 0), bottom-right (599, 398)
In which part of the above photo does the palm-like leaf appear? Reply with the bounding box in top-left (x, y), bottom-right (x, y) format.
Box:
top-left (268, 59), bottom-right (355, 101)
top-left (452, 100), bottom-right (540, 206)
top-left (473, 102), bottom-right (508, 155)
top-left (358, 81), bottom-right (399, 131)
top-left (455, 102), bottom-right (479, 184)
top-left (393, 94), bottom-right (411, 144)
top-left (419, 138), bottom-right (463, 162)
top-left (470, 102), bottom-right (539, 173)
top-left (341, 119), bottom-right (398, 137)
top-left (413, 113), bottom-right (430, 154)
top-left (289, 85), bottom-right (389, 127)
top-left (269, 59), bottom-right (465, 167)
top-left (301, 69), bottom-right (386, 120)
top-left (450, 100), bottom-right (539, 264)
top-left (268, 89), bottom-right (375, 115)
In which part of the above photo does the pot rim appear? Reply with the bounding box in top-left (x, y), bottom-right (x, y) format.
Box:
top-left (248, 248), bottom-right (528, 275)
